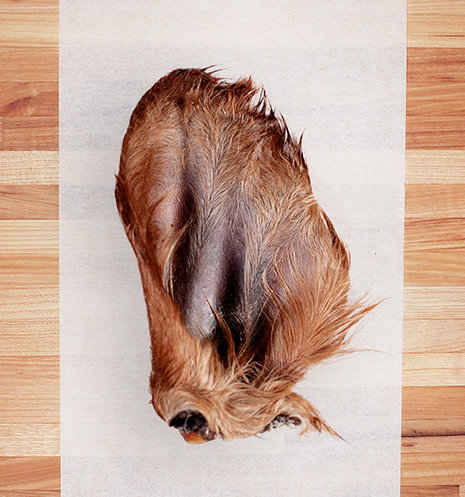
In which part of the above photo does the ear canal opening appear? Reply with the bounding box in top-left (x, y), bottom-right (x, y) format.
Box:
top-left (169, 410), bottom-right (216, 441)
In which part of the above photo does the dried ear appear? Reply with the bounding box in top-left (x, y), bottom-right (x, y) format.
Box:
top-left (262, 204), bottom-right (373, 384)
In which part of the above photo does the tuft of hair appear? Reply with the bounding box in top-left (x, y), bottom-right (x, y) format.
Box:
top-left (116, 68), bottom-right (376, 441)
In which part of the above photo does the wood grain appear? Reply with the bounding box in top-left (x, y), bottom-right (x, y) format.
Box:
top-left (406, 185), bottom-right (465, 220)
top-left (405, 151), bottom-right (465, 184)
top-left (0, 152), bottom-right (59, 184)
top-left (403, 387), bottom-right (465, 420)
top-left (406, 48), bottom-right (465, 149)
top-left (403, 420), bottom-right (465, 438)
top-left (3, 117), bottom-right (59, 151)
top-left (0, 48), bottom-right (58, 82)
top-left (403, 320), bottom-right (465, 354)
top-left (0, 185), bottom-right (58, 219)
top-left (403, 353), bottom-right (465, 387)
top-left (0, 457), bottom-right (60, 492)
top-left (0, 13), bottom-right (57, 48)
top-left (402, 436), bottom-right (465, 486)
top-left (0, 220), bottom-right (58, 287)
top-left (0, 83), bottom-right (58, 117)
top-left (0, 287), bottom-right (59, 356)
top-left (407, 49), bottom-right (465, 116)
top-left (0, 425), bottom-right (60, 457)
top-left (404, 286), bottom-right (465, 321)
top-left (408, 1), bottom-right (465, 48)
top-left (406, 115), bottom-right (465, 149)
top-left (401, 485), bottom-right (460, 497)
top-left (401, 486), bottom-right (460, 497)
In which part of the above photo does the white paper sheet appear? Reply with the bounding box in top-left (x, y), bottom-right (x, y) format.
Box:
top-left (60, 1), bottom-right (406, 495)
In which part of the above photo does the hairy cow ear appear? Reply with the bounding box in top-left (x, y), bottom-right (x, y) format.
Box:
top-left (261, 203), bottom-right (375, 384)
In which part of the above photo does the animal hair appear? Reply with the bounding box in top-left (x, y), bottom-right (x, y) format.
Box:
top-left (115, 67), bottom-right (375, 442)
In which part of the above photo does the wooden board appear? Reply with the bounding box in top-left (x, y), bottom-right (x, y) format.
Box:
top-left (0, 0), bottom-right (464, 494)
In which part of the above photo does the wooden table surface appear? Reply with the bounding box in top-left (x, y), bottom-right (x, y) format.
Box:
top-left (0, 1), bottom-right (464, 495)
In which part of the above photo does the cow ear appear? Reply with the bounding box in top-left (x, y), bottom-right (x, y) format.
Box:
top-left (262, 205), bottom-right (374, 383)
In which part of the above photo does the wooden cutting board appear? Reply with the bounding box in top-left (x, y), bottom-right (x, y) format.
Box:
top-left (0, 0), bottom-right (464, 494)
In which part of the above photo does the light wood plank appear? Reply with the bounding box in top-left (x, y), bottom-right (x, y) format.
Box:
top-left (0, 220), bottom-right (58, 287)
top-left (405, 249), bottom-right (465, 286)
top-left (403, 320), bottom-right (465, 353)
top-left (403, 353), bottom-right (465, 387)
top-left (405, 185), bottom-right (465, 220)
top-left (408, 2), bottom-right (465, 48)
top-left (0, 357), bottom-right (59, 424)
top-left (0, 220), bottom-right (58, 251)
top-left (0, 0), bottom-right (58, 12)
top-left (402, 436), bottom-right (465, 486)
top-left (0, 457), bottom-right (60, 491)
top-left (0, 287), bottom-right (58, 356)
top-left (405, 219), bottom-right (465, 251)
top-left (0, 48), bottom-right (58, 82)
top-left (0, 13), bottom-right (58, 48)
top-left (0, 425), bottom-right (59, 457)
top-left (404, 286), bottom-right (465, 320)
top-left (0, 185), bottom-right (58, 219)
top-left (3, 117), bottom-right (58, 151)
top-left (0, 152), bottom-right (58, 184)
top-left (401, 486), bottom-right (460, 497)
top-left (406, 151), bottom-right (465, 184)
top-left (0, 83), bottom-right (58, 117)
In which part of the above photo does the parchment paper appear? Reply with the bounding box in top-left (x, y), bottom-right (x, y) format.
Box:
top-left (60, 1), bottom-right (406, 495)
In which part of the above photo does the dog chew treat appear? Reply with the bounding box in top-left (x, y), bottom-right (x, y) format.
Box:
top-left (115, 68), bottom-right (373, 444)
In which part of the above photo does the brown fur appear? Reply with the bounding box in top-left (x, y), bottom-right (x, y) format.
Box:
top-left (115, 68), bottom-right (374, 441)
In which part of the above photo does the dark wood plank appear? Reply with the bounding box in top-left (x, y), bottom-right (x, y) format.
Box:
top-left (407, 48), bottom-right (465, 86)
top-left (0, 457), bottom-right (60, 491)
top-left (406, 48), bottom-right (465, 148)
top-left (401, 486), bottom-right (459, 497)
top-left (0, 492), bottom-right (60, 496)
top-left (3, 117), bottom-right (58, 151)
top-left (0, 83), bottom-right (58, 117)
top-left (406, 115), bottom-right (465, 149)
top-left (403, 387), bottom-right (465, 420)
top-left (403, 420), bottom-right (465, 438)
top-left (407, 48), bottom-right (465, 116)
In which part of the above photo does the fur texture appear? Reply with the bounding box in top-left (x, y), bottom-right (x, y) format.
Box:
top-left (115, 68), bottom-right (374, 442)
